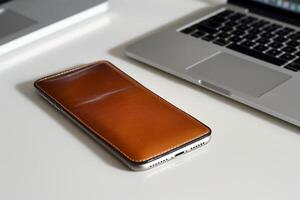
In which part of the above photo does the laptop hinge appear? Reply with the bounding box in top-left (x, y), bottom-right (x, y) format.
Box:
top-left (229, 1), bottom-right (300, 27)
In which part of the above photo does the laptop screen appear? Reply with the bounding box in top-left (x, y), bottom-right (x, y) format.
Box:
top-left (253, 0), bottom-right (300, 14)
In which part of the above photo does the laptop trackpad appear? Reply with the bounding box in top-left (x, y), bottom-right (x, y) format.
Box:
top-left (0, 10), bottom-right (37, 39)
top-left (186, 52), bottom-right (291, 97)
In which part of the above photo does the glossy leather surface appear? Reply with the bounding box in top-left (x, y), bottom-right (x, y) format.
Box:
top-left (34, 61), bottom-right (211, 163)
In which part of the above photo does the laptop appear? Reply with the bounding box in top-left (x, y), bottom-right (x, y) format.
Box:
top-left (0, 0), bottom-right (108, 56)
top-left (126, 0), bottom-right (300, 127)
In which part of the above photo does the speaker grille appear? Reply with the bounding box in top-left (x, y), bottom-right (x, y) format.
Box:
top-left (149, 141), bottom-right (206, 168)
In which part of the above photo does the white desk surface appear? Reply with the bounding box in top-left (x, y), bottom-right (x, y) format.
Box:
top-left (1, 0), bottom-right (300, 199)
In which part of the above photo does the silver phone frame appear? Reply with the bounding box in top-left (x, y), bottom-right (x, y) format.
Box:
top-left (36, 90), bottom-right (211, 171)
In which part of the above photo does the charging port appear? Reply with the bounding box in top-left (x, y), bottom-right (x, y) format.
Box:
top-left (175, 151), bottom-right (184, 157)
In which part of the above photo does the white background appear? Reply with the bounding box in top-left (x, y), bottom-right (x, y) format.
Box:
top-left (0, 0), bottom-right (300, 199)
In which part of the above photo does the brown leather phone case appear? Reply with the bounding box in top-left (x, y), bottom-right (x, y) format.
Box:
top-left (34, 61), bottom-right (211, 169)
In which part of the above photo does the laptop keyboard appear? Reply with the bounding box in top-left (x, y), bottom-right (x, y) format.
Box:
top-left (180, 9), bottom-right (300, 72)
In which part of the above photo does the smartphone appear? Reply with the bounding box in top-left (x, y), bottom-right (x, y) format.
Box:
top-left (34, 61), bottom-right (211, 170)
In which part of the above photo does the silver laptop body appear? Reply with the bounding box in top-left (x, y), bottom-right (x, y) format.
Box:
top-left (0, 0), bottom-right (107, 55)
top-left (126, 0), bottom-right (300, 127)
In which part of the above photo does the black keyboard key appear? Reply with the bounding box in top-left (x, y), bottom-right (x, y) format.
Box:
top-left (283, 27), bottom-right (295, 32)
top-left (253, 45), bottom-right (268, 52)
top-left (273, 36), bottom-right (289, 43)
top-left (269, 42), bottom-right (283, 49)
top-left (220, 26), bottom-right (233, 32)
top-left (244, 33), bottom-right (258, 40)
top-left (228, 36), bottom-right (243, 43)
top-left (262, 24), bottom-right (282, 32)
top-left (282, 46), bottom-right (297, 53)
top-left (288, 33), bottom-right (300, 40)
top-left (284, 62), bottom-right (300, 72)
top-left (209, 21), bottom-right (223, 29)
top-left (286, 40), bottom-right (300, 47)
top-left (236, 24), bottom-right (251, 31)
top-left (228, 13), bottom-right (246, 21)
top-left (232, 30), bottom-right (246, 36)
top-left (248, 28), bottom-right (262, 35)
top-left (294, 58), bottom-right (300, 64)
top-left (251, 20), bottom-right (269, 29)
top-left (202, 35), bottom-right (216, 41)
top-left (260, 32), bottom-right (276, 39)
top-left (266, 49), bottom-right (282, 57)
top-left (256, 37), bottom-right (270, 45)
top-left (181, 27), bottom-right (195, 34)
top-left (260, 20), bottom-right (270, 25)
top-left (225, 21), bottom-right (239, 27)
top-left (275, 28), bottom-right (295, 36)
top-left (239, 16), bottom-right (257, 24)
top-left (199, 20), bottom-right (222, 29)
top-left (216, 32), bottom-right (231, 39)
top-left (250, 21), bottom-right (262, 28)
top-left (293, 30), bottom-right (300, 35)
top-left (241, 40), bottom-right (256, 48)
top-left (262, 25), bottom-right (274, 32)
top-left (216, 10), bottom-right (234, 18)
top-left (191, 30), bottom-right (206, 38)
top-left (270, 24), bottom-right (283, 29)
top-left (227, 44), bottom-right (287, 66)
top-left (295, 51), bottom-right (300, 57)
top-left (196, 24), bottom-right (218, 34)
top-left (210, 16), bottom-right (228, 24)
top-left (213, 38), bottom-right (230, 46)
top-left (274, 29), bottom-right (285, 35)
top-left (279, 53), bottom-right (296, 61)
